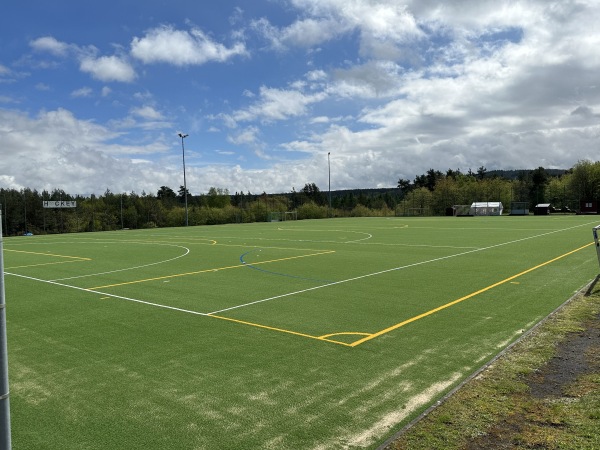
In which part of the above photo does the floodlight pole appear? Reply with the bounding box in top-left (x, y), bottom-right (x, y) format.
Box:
top-left (0, 206), bottom-right (12, 450)
top-left (328, 152), bottom-right (332, 218)
top-left (178, 133), bottom-right (189, 227)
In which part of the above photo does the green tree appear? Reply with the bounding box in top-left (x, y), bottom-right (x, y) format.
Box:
top-left (301, 183), bottom-right (326, 205)
top-left (476, 166), bottom-right (487, 180)
top-left (177, 185), bottom-right (191, 205)
top-left (206, 187), bottom-right (231, 208)
top-left (397, 178), bottom-right (412, 196)
top-left (157, 186), bottom-right (177, 208)
top-left (569, 160), bottom-right (600, 201)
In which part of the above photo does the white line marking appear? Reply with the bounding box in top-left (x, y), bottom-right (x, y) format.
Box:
top-left (5, 220), bottom-right (597, 321)
top-left (50, 243), bottom-right (191, 281)
top-left (208, 221), bottom-right (597, 314)
top-left (6, 272), bottom-right (210, 317)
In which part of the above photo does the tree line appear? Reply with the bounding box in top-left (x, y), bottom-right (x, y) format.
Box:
top-left (1, 160), bottom-right (599, 236)
top-left (395, 161), bottom-right (600, 216)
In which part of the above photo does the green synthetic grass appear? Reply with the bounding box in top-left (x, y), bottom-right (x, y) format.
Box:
top-left (3, 216), bottom-right (599, 449)
top-left (388, 281), bottom-right (600, 450)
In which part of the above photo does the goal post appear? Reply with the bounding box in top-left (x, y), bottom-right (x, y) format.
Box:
top-left (268, 211), bottom-right (297, 222)
top-left (268, 212), bottom-right (282, 222)
top-left (283, 211), bottom-right (297, 221)
top-left (593, 225), bottom-right (600, 270)
top-left (0, 206), bottom-right (12, 449)
top-left (395, 206), bottom-right (431, 217)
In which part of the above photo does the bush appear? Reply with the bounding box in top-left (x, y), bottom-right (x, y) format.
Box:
top-left (298, 202), bottom-right (328, 219)
top-left (350, 204), bottom-right (375, 217)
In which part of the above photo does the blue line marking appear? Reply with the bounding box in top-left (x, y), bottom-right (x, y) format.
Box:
top-left (239, 250), bottom-right (333, 283)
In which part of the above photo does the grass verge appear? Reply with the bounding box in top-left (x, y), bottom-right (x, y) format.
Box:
top-left (384, 277), bottom-right (600, 450)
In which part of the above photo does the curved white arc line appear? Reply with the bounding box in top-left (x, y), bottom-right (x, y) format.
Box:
top-left (279, 227), bottom-right (374, 243)
top-left (209, 221), bottom-right (596, 315)
top-left (50, 244), bottom-right (191, 281)
top-left (343, 233), bottom-right (373, 243)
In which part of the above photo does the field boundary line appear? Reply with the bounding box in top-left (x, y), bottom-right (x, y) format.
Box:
top-left (4, 249), bottom-right (92, 270)
top-left (208, 314), bottom-right (353, 347)
top-left (277, 226), bottom-right (373, 243)
top-left (5, 249), bottom-right (91, 260)
top-left (88, 250), bottom-right (335, 289)
top-left (4, 270), bottom-right (352, 347)
top-left (213, 221), bottom-right (597, 315)
top-left (4, 243), bottom-right (595, 348)
top-left (51, 244), bottom-right (191, 282)
top-left (5, 272), bottom-right (213, 317)
top-left (207, 243), bottom-right (592, 345)
top-left (6, 260), bottom-right (90, 270)
top-left (348, 242), bottom-right (595, 347)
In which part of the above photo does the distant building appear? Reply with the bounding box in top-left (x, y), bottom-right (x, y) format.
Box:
top-left (469, 202), bottom-right (503, 216)
top-left (579, 201), bottom-right (598, 214)
top-left (534, 204), bottom-right (552, 215)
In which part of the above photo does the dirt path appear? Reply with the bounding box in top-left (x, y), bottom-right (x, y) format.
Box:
top-left (465, 309), bottom-right (600, 449)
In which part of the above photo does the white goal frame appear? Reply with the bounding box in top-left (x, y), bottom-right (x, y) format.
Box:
top-left (593, 225), bottom-right (600, 270)
top-left (284, 211), bottom-right (297, 221)
top-left (268, 211), bottom-right (297, 222)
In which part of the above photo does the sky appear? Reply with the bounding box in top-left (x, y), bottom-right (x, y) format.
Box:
top-left (1, 1), bottom-right (599, 197)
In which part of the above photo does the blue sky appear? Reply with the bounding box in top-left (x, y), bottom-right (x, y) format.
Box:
top-left (1, 1), bottom-right (599, 196)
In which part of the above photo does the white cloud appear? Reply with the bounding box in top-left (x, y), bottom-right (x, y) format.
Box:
top-left (29, 35), bottom-right (137, 83)
top-left (254, 0), bottom-right (424, 55)
top-left (130, 25), bottom-right (248, 66)
top-left (79, 55), bottom-right (136, 82)
top-left (256, 17), bottom-right (343, 49)
top-left (30, 36), bottom-right (71, 57)
top-left (228, 126), bottom-right (260, 145)
top-left (331, 61), bottom-right (403, 98)
top-left (71, 87), bottom-right (93, 98)
top-left (233, 86), bottom-right (328, 123)
top-left (130, 106), bottom-right (164, 120)
top-left (0, 108), bottom-right (176, 194)
top-left (0, 96), bottom-right (18, 104)
top-left (5, 1), bottom-right (600, 196)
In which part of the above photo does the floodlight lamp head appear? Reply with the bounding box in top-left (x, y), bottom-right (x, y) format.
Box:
top-left (178, 133), bottom-right (188, 138)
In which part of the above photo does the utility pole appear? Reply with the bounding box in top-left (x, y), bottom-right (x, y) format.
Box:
top-left (0, 205), bottom-right (12, 449)
top-left (178, 133), bottom-right (189, 226)
top-left (328, 152), bottom-right (332, 218)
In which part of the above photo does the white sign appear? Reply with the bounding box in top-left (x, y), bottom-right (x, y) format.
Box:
top-left (43, 201), bottom-right (77, 208)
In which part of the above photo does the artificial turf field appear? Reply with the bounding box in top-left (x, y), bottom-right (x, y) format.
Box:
top-left (2, 215), bottom-right (599, 449)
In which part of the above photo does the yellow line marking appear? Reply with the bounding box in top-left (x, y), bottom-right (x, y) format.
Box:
top-left (7, 260), bottom-right (90, 269)
top-left (348, 242), bottom-right (594, 347)
top-left (5, 249), bottom-right (92, 269)
top-left (319, 332), bottom-right (372, 339)
top-left (5, 249), bottom-right (91, 260)
top-left (207, 242), bottom-right (332, 252)
top-left (89, 250), bottom-right (336, 289)
top-left (208, 314), bottom-right (353, 347)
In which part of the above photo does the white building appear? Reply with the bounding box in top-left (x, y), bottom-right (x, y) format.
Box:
top-left (470, 202), bottom-right (503, 216)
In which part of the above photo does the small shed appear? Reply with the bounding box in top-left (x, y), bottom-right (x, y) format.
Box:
top-left (580, 201), bottom-right (598, 214)
top-left (534, 204), bottom-right (552, 215)
top-left (469, 202), bottom-right (503, 216)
